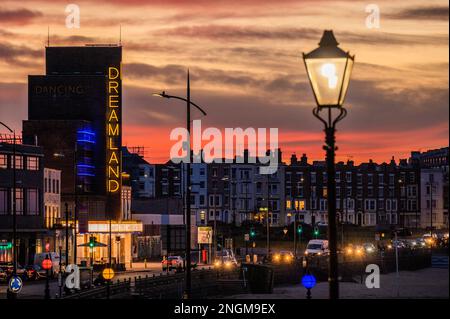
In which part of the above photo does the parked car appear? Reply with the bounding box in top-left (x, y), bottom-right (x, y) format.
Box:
top-left (305, 240), bottom-right (329, 256)
top-left (214, 250), bottom-right (238, 269)
top-left (24, 265), bottom-right (47, 281)
top-left (0, 262), bottom-right (27, 279)
top-left (0, 267), bottom-right (8, 282)
top-left (162, 256), bottom-right (184, 272)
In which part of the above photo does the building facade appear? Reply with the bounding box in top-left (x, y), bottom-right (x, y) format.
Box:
top-left (0, 140), bottom-right (46, 265)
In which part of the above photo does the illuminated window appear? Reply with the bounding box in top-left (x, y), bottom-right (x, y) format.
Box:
top-left (14, 155), bottom-right (23, 170)
top-left (27, 157), bottom-right (39, 170)
top-left (298, 200), bottom-right (305, 210)
top-left (0, 154), bottom-right (7, 169)
top-left (286, 200), bottom-right (291, 209)
top-left (12, 188), bottom-right (23, 215)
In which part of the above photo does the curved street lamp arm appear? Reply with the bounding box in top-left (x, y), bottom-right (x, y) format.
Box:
top-left (312, 107), bottom-right (347, 129)
top-left (154, 92), bottom-right (207, 116)
top-left (0, 121), bottom-right (13, 133)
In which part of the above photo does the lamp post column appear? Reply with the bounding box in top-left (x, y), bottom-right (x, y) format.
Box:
top-left (325, 126), bottom-right (339, 300)
top-left (65, 203), bottom-right (69, 266)
top-left (12, 130), bottom-right (17, 277)
top-left (184, 71), bottom-right (192, 299)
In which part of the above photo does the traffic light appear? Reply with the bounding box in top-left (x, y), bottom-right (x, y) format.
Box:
top-left (88, 236), bottom-right (96, 248)
top-left (314, 227), bottom-right (319, 237)
top-left (297, 225), bottom-right (303, 234)
top-left (250, 228), bottom-right (256, 238)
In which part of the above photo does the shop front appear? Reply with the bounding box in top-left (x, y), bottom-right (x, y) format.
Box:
top-left (74, 220), bottom-right (142, 270)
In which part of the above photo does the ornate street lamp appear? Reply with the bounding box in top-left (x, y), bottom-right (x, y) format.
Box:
top-left (302, 30), bottom-right (354, 300)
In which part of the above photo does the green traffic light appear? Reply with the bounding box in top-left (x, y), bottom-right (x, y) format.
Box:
top-left (297, 226), bottom-right (303, 234)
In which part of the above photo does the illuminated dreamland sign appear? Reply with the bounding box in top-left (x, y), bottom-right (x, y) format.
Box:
top-left (107, 66), bottom-right (121, 193)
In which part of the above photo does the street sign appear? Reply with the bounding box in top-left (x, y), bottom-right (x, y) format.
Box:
top-left (197, 226), bottom-right (212, 244)
top-left (244, 234), bottom-right (250, 241)
top-left (0, 242), bottom-right (12, 250)
top-left (8, 275), bottom-right (23, 294)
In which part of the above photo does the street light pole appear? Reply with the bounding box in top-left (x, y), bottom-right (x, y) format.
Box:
top-left (213, 186), bottom-right (217, 262)
top-left (73, 145), bottom-right (78, 265)
top-left (266, 173), bottom-right (270, 257)
top-left (302, 30), bottom-right (354, 300)
top-left (65, 203), bottom-right (69, 266)
top-left (152, 70), bottom-right (207, 300)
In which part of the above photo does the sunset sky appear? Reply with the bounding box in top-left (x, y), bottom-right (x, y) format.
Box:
top-left (0, 0), bottom-right (448, 164)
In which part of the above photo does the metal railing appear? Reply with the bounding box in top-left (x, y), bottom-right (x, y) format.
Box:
top-left (62, 278), bottom-right (131, 299)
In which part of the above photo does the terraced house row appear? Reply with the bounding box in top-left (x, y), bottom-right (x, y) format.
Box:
top-left (124, 147), bottom-right (449, 231)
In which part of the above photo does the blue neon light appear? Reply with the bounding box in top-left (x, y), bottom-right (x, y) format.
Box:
top-left (77, 163), bottom-right (96, 177)
top-left (77, 129), bottom-right (96, 144)
top-left (77, 164), bottom-right (95, 168)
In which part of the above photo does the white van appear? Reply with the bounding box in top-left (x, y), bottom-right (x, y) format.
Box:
top-left (34, 252), bottom-right (61, 276)
top-left (305, 240), bottom-right (329, 256)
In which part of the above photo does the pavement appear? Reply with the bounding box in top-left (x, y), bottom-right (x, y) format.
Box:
top-left (228, 267), bottom-right (449, 299)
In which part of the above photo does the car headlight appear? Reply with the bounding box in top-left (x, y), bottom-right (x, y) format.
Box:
top-left (317, 252), bottom-right (322, 256)
top-left (346, 248), bottom-right (353, 255)
top-left (274, 254), bottom-right (281, 261)
top-left (214, 261), bottom-right (221, 267)
top-left (304, 251), bottom-right (308, 255)
top-left (224, 261), bottom-right (232, 268)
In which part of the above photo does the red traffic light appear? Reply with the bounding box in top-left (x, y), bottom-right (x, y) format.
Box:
top-left (42, 258), bottom-right (52, 270)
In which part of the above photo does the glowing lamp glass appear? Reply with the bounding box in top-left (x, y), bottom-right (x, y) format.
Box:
top-left (102, 268), bottom-right (115, 280)
top-left (301, 274), bottom-right (317, 289)
top-left (303, 30), bottom-right (354, 107)
top-left (42, 258), bottom-right (52, 270)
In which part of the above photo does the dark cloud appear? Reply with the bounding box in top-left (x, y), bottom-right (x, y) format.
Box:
top-left (342, 79), bottom-right (449, 133)
top-left (387, 6), bottom-right (449, 21)
top-left (121, 62), bottom-right (449, 138)
top-left (338, 30), bottom-right (448, 47)
top-left (0, 8), bottom-right (42, 25)
top-left (155, 24), bottom-right (448, 47)
top-left (0, 42), bottom-right (42, 66)
top-left (156, 25), bottom-right (321, 41)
